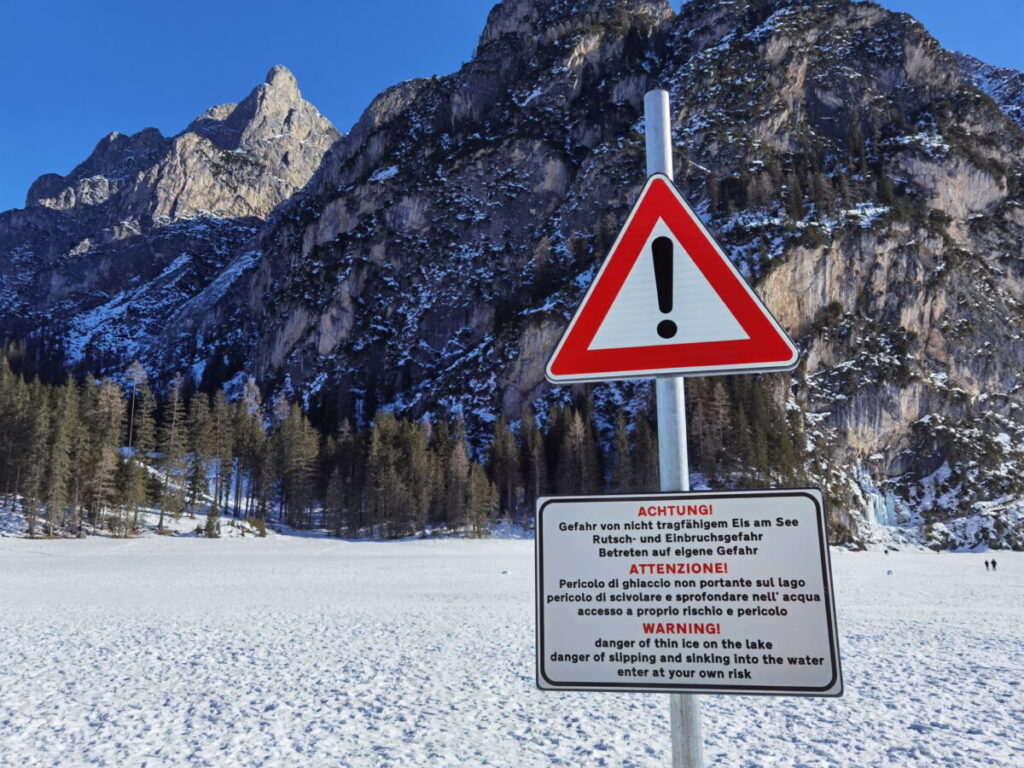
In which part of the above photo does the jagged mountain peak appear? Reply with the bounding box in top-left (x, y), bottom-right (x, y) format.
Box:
top-left (185, 64), bottom-right (331, 155)
top-left (16, 66), bottom-right (338, 222)
top-left (25, 127), bottom-right (169, 209)
top-left (264, 64), bottom-right (299, 90)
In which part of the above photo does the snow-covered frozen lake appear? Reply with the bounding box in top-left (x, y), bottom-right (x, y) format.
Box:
top-left (0, 537), bottom-right (1020, 767)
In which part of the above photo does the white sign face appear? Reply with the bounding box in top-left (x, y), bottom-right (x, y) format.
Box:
top-left (536, 489), bottom-right (842, 696)
top-left (588, 218), bottom-right (749, 351)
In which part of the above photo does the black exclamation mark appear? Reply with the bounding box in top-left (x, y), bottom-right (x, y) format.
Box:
top-left (652, 236), bottom-right (677, 339)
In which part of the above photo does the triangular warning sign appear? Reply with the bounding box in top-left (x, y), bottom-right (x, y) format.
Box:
top-left (546, 173), bottom-right (799, 383)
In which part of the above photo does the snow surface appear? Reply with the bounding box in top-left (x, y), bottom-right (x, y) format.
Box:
top-left (0, 539), bottom-right (1021, 767)
top-left (0, 504), bottom-right (27, 537)
top-left (369, 165), bottom-right (399, 183)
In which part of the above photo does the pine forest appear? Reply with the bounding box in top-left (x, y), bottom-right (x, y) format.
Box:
top-left (0, 346), bottom-right (814, 541)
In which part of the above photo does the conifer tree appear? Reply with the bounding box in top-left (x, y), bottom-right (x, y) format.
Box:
top-left (204, 500), bottom-right (221, 538)
top-left (316, 431), bottom-right (336, 511)
top-left (544, 404), bottom-right (568, 482)
top-left (365, 411), bottom-right (415, 537)
top-left (124, 361), bottom-right (156, 459)
top-left (610, 411), bottom-right (634, 493)
top-left (405, 419), bottom-right (433, 534)
top-left (782, 410), bottom-right (806, 485)
top-left (211, 389), bottom-right (234, 514)
top-left (22, 379), bottom-right (51, 537)
top-left (266, 394), bottom-right (291, 520)
top-left (332, 417), bottom-right (363, 534)
top-left (876, 173), bottom-right (895, 206)
top-left (43, 378), bottom-right (79, 535)
top-left (706, 175), bottom-right (720, 214)
top-left (734, 404), bottom-right (757, 484)
top-left (324, 466), bottom-right (347, 537)
top-left (134, 382), bottom-right (157, 460)
top-left (848, 114), bottom-right (866, 174)
top-left (277, 403), bottom-right (318, 528)
top-left (687, 378), bottom-right (710, 478)
top-left (466, 462), bottom-right (496, 538)
top-left (812, 170), bottom-right (835, 216)
top-left (235, 378), bottom-right (266, 520)
top-left (520, 405), bottom-right (546, 517)
top-left (186, 393), bottom-right (212, 516)
top-left (0, 358), bottom-right (31, 508)
top-left (632, 416), bottom-right (659, 492)
top-left (117, 455), bottom-right (147, 536)
top-left (488, 415), bottom-right (521, 521)
top-left (446, 428), bottom-right (470, 531)
top-left (82, 377), bottom-right (125, 532)
top-left (750, 384), bottom-right (770, 479)
top-left (705, 381), bottom-right (732, 483)
top-left (158, 374), bottom-right (188, 532)
top-left (429, 419), bottom-right (452, 529)
top-left (367, 412), bottom-right (392, 533)
top-left (556, 408), bottom-right (600, 494)
top-left (67, 379), bottom-right (91, 535)
top-left (786, 174), bottom-right (803, 221)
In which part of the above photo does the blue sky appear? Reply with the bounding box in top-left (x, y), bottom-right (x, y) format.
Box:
top-left (1, 0), bottom-right (1021, 213)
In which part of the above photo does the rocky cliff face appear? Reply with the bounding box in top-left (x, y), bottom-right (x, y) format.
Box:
top-left (0, 66), bottom-right (338, 380)
top-left (2, 0), bottom-right (1023, 548)
top-left (955, 52), bottom-right (1024, 130)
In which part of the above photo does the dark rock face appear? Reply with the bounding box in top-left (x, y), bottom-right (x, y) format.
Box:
top-left (2, 0), bottom-right (1024, 547)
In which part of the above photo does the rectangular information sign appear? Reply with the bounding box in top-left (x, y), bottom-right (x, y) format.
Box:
top-left (536, 489), bottom-right (842, 696)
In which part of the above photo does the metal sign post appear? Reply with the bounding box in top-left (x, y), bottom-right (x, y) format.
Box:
top-left (645, 88), bottom-right (704, 768)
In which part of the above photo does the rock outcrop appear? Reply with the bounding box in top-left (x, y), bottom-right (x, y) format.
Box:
top-left (955, 51), bottom-right (1024, 130)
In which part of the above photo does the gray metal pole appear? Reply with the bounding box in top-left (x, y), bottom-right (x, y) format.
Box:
top-left (644, 89), bottom-right (704, 768)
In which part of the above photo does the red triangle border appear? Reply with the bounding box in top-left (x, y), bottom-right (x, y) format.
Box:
top-left (546, 174), bottom-right (799, 382)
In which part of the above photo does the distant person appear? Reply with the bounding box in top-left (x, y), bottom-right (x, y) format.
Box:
top-left (985, 560), bottom-right (990, 571)
top-left (992, 559), bottom-right (997, 572)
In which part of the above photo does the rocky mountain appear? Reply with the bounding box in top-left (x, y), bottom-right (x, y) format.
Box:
top-left (2, 0), bottom-right (1024, 549)
top-left (0, 65), bottom-right (338, 379)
